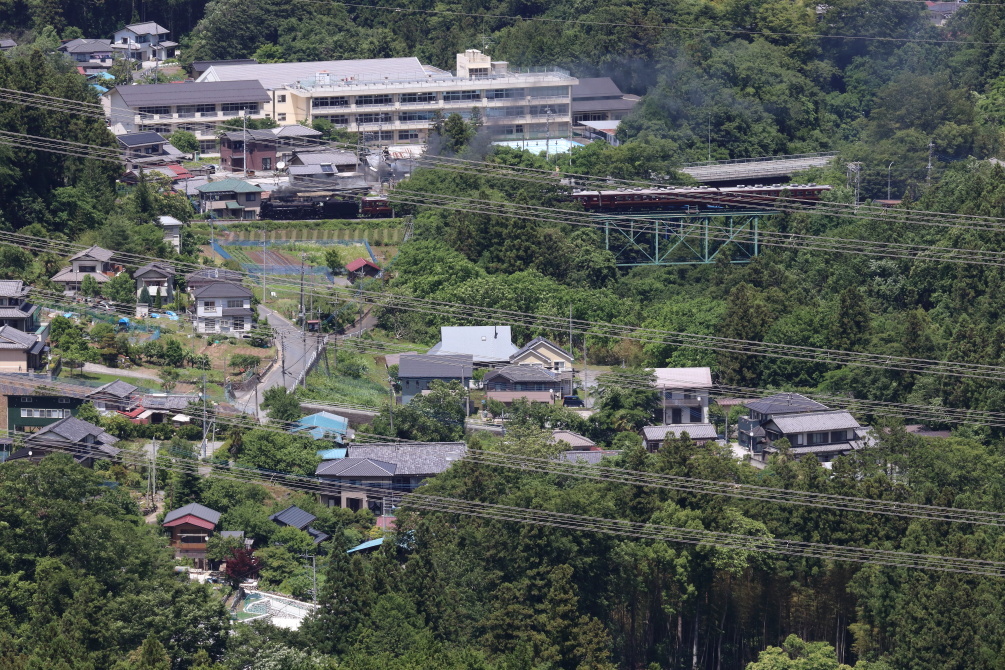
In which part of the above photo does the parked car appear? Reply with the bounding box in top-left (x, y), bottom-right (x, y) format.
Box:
top-left (562, 395), bottom-right (585, 407)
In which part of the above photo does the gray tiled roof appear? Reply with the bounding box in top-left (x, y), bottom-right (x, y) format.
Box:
top-left (51, 269), bottom-right (109, 283)
top-left (220, 530), bottom-right (245, 538)
top-left (60, 38), bottom-right (112, 54)
top-left (70, 245), bottom-right (114, 262)
top-left (193, 282), bottom-right (252, 299)
top-left (220, 129), bottom-right (278, 142)
top-left (767, 411), bottom-right (861, 434)
top-left (744, 392), bottom-right (828, 416)
top-left (117, 132), bottom-right (168, 148)
top-left (0, 280), bottom-right (28, 298)
top-left (134, 262), bottom-right (175, 278)
top-left (320, 442), bottom-right (467, 477)
top-left (114, 81), bottom-right (270, 108)
top-left (551, 430), bottom-right (595, 449)
top-left (510, 336), bottom-right (572, 363)
top-left (398, 354), bottom-right (473, 379)
top-left (642, 423), bottom-right (718, 441)
top-left (28, 416), bottom-right (118, 446)
top-left (0, 305), bottom-right (36, 320)
top-left (273, 125), bottom-right (322, 137)
top-left (87, 379), bottom-right (139, 399)
top-left (291, 150), bottom-right (357, 166)
top-left (123, 21), bottom-right (169, 35)
top-left (315, 457), bottom-right (398, 477)
top-left (484, 365), bottom-right (558, 384)
top-left (141, 394), bottom-right (196, 410)
top-left (269, 505), bottom-right (316, 530)
top-left (163, 502), bottom-right (221, 525)
top-left (0, 325), bottom-right (36, 350)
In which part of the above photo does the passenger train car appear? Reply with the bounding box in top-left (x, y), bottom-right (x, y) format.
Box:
top-left (569, 184), bottom-right (832, 212)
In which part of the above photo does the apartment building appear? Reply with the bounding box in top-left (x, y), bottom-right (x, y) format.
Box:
top-left (103, 81), bottom-right (271, 154)
top-left (196, 49), bottom-right (577, 145)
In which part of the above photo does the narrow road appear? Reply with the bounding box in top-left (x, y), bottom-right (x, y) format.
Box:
top-left (82, 362), bottom-right (161, 382)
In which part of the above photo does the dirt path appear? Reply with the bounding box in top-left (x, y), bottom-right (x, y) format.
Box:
top-left (82, 362), bottom-right (162, 381)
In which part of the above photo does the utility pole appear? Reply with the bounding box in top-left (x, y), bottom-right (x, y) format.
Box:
top-left (545, 107), bottom-right (553, 158)
top-left (927, 140), bottom-right (934, 183)
top-left (568, 304), bottom-right (573, 353)
top-left (887, 161), bottom-right (895, 200)
top-left (201, 374), bottom-right (208, 459)
top-left (298, 253), bottom-right (306, 327)
top-left (846, 162), bottom-right (862, 207)
top-left (242, 109), bottom-right (248, 176)
top-left (387, 365), bottom-right (394, 433)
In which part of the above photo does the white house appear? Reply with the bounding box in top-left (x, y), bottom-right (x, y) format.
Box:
top-left (111, 22), bottom-right (177, 61)
top-left (191, 282), bottom-right (254, 336)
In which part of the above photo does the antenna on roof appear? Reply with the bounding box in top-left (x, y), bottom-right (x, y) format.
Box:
top-left (494, 325), bottom-right (498, 339)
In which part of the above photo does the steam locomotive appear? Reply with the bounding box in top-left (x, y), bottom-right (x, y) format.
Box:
top-left (569, 183), bottom-right (831, 212)
top-left (258, 195), bottom-right (394, 221)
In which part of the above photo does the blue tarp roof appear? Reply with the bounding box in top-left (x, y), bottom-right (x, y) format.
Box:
top-left (317, 447), bottom-right (348, 460)
top-left (347, 537), bottom-right (384, 553)
top-left (292, 411), bottom-right (350, 441)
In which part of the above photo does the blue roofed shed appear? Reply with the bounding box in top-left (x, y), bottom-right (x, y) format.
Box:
top-left (316, 447), bottom-right (348, 460)
top-left (348, 537), bottom-right (384, 554)
top-left (291, 411), bottom-right (352, 442)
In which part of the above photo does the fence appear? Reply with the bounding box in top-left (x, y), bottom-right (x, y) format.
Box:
top-left (226, 227), bottom-right (405, 245)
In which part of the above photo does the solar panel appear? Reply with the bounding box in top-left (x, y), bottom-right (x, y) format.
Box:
top-left (320, 164), bottom-right (334, 174)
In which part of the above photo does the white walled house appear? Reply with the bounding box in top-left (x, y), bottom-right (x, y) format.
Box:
top-left (111, 22), bottom-right (177, 62)
top-left (191, 282), bottom-right (253, 336)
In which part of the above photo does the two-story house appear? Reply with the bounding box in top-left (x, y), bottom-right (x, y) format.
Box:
top-left (157, 216), bottom-right (183, 253)
top-left (738, 392), bottom-right (872, 466)
top-left (85, 379), bottom-right (139, 412)
top-left (192, 282), bottom-right (254, 336)
top-left (398, 354), bottom-right (473, 404)
top-left (186, 267), bottom-right (244, 291)
top-left (287, 149), bottom-right (359, 185)
top-left (653, 367), bottom-right (713, 424)
top-left (111, 22), bottom-right (177, 62)
top-left (7, 393), bottom-right (85, 434)
top-left (510, 337), bottom-right (574, 395)
top-left (134, 261), bottom-right (175, 301)
top-left (484, 365), bottom-right (562, 405)
top-left (162, 503), bottom-right (220, 567)
top-left (58, 38), bottom-right (116, 72)
top-left (50, 246), bottom-right (119, 294)
top-left (219, 129), bottom-right (278, 172)
top-left (0, 326), bottom-right (46, 372)
top-left (315, 441), bottom-right (467, 514)
top-left (117, 131), bottom-right (185, 165)
top-left (642, 423), bottom-right (719, 451)
top-left (195, 179), bottom-right (264, 220)
top-left (0, 281), bottom-right (38, 332)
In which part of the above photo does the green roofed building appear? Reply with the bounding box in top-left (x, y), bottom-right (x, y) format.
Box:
top-left (195, 178), bottom-right (263, 220)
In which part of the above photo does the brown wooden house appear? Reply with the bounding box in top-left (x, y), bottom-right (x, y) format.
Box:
top-left (162, 502), bottom-right (221, 568)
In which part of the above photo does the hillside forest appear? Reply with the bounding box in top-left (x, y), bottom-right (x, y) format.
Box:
top-left (3, 0), bottom-right (1005, 668)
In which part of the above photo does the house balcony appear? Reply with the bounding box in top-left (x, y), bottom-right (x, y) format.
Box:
top-left (662, 398), bottom-right (703, 408)
top-left (170, 541), bottom-right (208, 550)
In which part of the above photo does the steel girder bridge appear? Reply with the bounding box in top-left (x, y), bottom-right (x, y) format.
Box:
top-left (597, 210), bottom-right (775, 266)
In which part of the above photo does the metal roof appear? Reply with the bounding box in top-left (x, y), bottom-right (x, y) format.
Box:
top-left (141, 394), bottom-right (196, 411)
top-left (197, 57), bottom-right (429, 89)
top-left (269, 505), bottom-right (317, 530)
top-left (291, 150), bottom-right (357, 166)
top-left (113, 80), bottom-right (270, 108)
top-left (51, 269), bottom-right (109, 283)
top-left (220, 530), bottom-right (245, 538)
top-left (315, 457), bottom-right (398, 477)
top-left (398, 353), bottom-right (472, 379)
top-left (345, 257), bottom-right (380, 272)
top-left (187, 268), bottom-right (243, 285)
top-left (572, 97), bottom-right (639, 114)
top-left (652, 367), bottom-right (713, 389)
top-left (484, 365), bottom-right (559, 384)
top-left (60, 38), bottom-right (112, 54)
top-left (273, 124), bottom-right (322, 137)
top-left (322, 442), bottom-right (467, 476)
top-left (134, 262), bottom-right (175, 277)
top-left (745, 393), bottom-right (829, 415)
top-left (196, 178), bottom-right (263, 194)
top-left (572, 77), bottom-right (625, 99)
top-left (220, 129), bottom-right (277, 142)
top-left (642, 423), bottom-right (719, 441)
top-left (117, 132), bottom-right (168, 147)
top-left (121, 21), bottom-right (168, 35)
top-left (193, 282), bottom-right (252, 298)
top-left (192, 59), bottom-right (258, 75)
top-left (510, 336), bottom-right (573, 363)
top-left (551, 430), bottom-right (595, 449)
top-left (163, 502), bottom-right (221, 525)
top-left (767, 411), bottom-right (862, 434)
top-left (556, 450), bottom-right (621, 464)
top-left (428, 326), bottom-right (517, 362)
top-left (347, 537), bottom-right (384, 553)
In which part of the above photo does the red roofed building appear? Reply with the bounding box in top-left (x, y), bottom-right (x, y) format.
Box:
top-left (346, 257), bottom-right (381, 281)
top-left (162, 502), bottom-right (221, 567)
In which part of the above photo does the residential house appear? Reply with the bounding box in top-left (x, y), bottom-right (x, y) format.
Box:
top-left (0, 326), bottom-right (46, 372)
top-left (195, 179), bottom-right (264, 220)
top-left (290, 411), bottom-right (353, 443)
top-left (927, 1), bottom-right (961, 25)
top-left (85, 379), bottom-right (139, 412)
top-left (510, 337), bottom-right (574, 394)
top-left (272, 125), bottom-right (324, 159)
top-left (111, 22), bottom-right (177, 62)
top-left (117, 131), bottom-right (184, 164)
top-left (0, 281), bottom-right (38, 332)
top-left (571, 77), bottom-right (640, 125)
top-left (642, 423), bottom-right (719, 451)
top-left (158, 216), bottom-right (183, 253)
top-left (397, 354), bottom-right (473, 405)
top-left (345, 258), bottom-right (381, 281)
top-left (484, 365), bottom-right (562, 405)
top-left (653, 367), bottom-right (713, 425)
top-left (186, 267), bottom-right (244, 291)
top-left (551, 429), bottom-right (596, 450)
top-left (7, 394), bottom-right (84, 434)
top-left (196, 50), bottom-right (577, 146)
top-left (219, 529), bottom-right (254, 550)
top-left (134, 261), bottom-right (175, 301)
top-left (102, 80), bottom-right (271, 154)
top-left (738, 392), bottom-right (871, 466)
top-left (287, 149), bottom-right (358, 183)
top-left (315, 441), bottom-right (467, 514)
top-left (269, 505), bottom-right (329, 544)
top-left (59, 38), bottom-right (116, 72)
top-left (219, 129), bottom-right (278, 172)
top-left (162, 503), bottom-right (221, 567)
top-left (0, 39), bottom-right (17, 51)
top-left (10, 416), bottom-right (120, 468)
top-left (428, 325), bottom-right (518, 363)
top-left (122, 394), bottom-right (197, 424)
top-left (50, 245), bottom-right (119, 294)
top-left (191, 282), bottom-right (254, 336)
